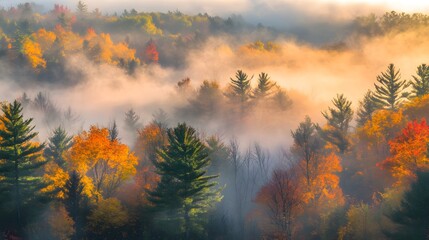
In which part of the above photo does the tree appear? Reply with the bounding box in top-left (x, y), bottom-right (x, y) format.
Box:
top-left (0, 100), bottom-right (46, 231)
top-left (410, 64), bottom-right (429, 98)
top-left (69, 126), bottom-right (137, 198)
top-left (148, 123), bottom-right (222, 239)
top-left (87, 198), bottom-right (128, 240)
top-left (42, 126), bottom-right (73, 199)
top-left (291, 116), bottom-right (324, 187)
top-left (226, 70), bottom-right (253, 113)
top-left (372, 63), bottom-right (408, 110)
top-left (76, 1), bottom-right (88, 15)
top-left (386, 171), bottom-right (429, 239)
top-left (124, 108), bottom-right (141, 133)
top-left (143, 39), bottom-right (159, 64)
top-left (44, 126), bottom-right (73, 167)
top-left (321, 94), bottom-right (354, 153)
top-left (379, 119), bottom-right (429, 184)
top-left (63, 170), bottom-right (85, 240)
top-left (356, 90), bottom-right (380, 126)
top-left (108, 120), bottom-right (119, 142)
top-left (252, 72), bottom-right (275, 99)
top-left (255, 169), bottom-right (303, 240)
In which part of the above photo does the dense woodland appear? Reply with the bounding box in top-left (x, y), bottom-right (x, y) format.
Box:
top-left (1, 1), bottom-right (429, 240)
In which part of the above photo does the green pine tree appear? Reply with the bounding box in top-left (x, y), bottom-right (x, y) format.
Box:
top-left (148, 123), bottom-right (222, 239)
top-left (0, 100), bottom-right (46, 231)
top-left (372, 63), bottom-right (408, 110)
top-left (252, 72), bottom-right (275, 99)
top-left (410, 64), bottom-right (429, 98)
top-left (226, 70), bottom-right (253, 113)
top-left (44, 126), bottom-right (72, 168)
top-left (386, 171), bottom-right (429, 239)
top-left (108, 120), bottom-right (119, 141)
top-left (321, 94), bottom-right (354, 153)
top-left (356, 90), bottom-right (380, 126)
top-left (64, 170), bottom-right (85, 240)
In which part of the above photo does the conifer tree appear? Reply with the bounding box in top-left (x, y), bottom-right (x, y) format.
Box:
top-left (252, 72), bottom-right (275, 99)
top-left (148, 123), bottom-right (222, 239)
top-left (226, 70), bottom-right (253, 113)
top-left (386, 171), bottom-right (429, 239)
top-left (0, 100), bottom-right (46, 230)
top-left (322, 94), bottom-right (353, 153)
top-left (108, 120), bottom-right (119, 141)
top-left (410, 64), bottom-right (429, 98)
top-left (44, 126), bottom-right (72, 167)
top-left (372, 64), bottom-right (408, 110)
top-left (64, 170), bottom-right (85, 240)
top-left (124, 108), bottom-right (140, 132)
top-left (356, 90), bottom-right (380, 126)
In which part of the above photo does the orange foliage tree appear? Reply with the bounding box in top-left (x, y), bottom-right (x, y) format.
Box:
top-left (68, 126), bottom-right (137, 198)
top-left (128, 122), bottom-right (167, 204)
top-left (379, 119), bottom-right (429, 184)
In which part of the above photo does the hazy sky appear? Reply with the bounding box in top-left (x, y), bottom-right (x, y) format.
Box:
top-left (2, 0), bottom-right (429, 16)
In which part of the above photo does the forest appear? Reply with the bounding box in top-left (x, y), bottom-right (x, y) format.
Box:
top-left (1, 1), bottom-right (429, 240)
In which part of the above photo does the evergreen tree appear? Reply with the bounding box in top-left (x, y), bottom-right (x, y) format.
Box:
top-left (252, 72), bottom-right (275, 99)
top-left (148, 123), bottom-right (222, 239)
top-left (124, 108), bottom-right (140, 132)
top-left (291, 116), bottom-right (324, 186)
top-left (226, 70), bottom-right (253, 113)
top-left (0, 100), bottom-right (46, 231)
top-left (44, 126), bottom-right (72, 167)
top-left (76, 1), bottom-right (88, 15)
top-left (108, 120), bottom-right (119, 141)
top-left (372, 64), bottom-right (408, 110)
top-left (386, 171), bottom-right (429, 239)
top-left (321, 94), bottom-right (354, 153)
top-left (410, 64), bottom-right (429, 98)
top-left (64, 170), bottom-right (85, 240)
top-left (356, 90), bottom-right (380, 126)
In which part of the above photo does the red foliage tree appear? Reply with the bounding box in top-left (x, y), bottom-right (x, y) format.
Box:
top-left (143, 39), bottom-right (159, 64)
top-left (379, 119), bottom-right (429, 184)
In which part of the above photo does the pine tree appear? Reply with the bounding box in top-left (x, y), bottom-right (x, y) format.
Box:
top-left (0, 100), bottom-right (46, 230)
top-left (76, 1), bottom-right (88, 15)
top-left (44, 126), bottom-right (72, 167)
top-left (386, 171), bottom-right (429, 239)
top-left (64, 170), bottom-right (85, 240)
top-left (410, 64), bottom-right (429, 98)
top-left (252, 72), bottom-right (275, 99)
top-left (356, 90), bottom-right (380, 126)
top-left (321, 94), bottom-right (354, 153)
top-left (372, 64), bottom-right (408, 110)
top-left (148, 123), bottom-right (222, 239)
top-left (226, 70), bottom-right (253, 113)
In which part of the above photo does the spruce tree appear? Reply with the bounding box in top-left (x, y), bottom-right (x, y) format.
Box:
top-left (0, 100), bottom-right (46, 231)
top-left (410, 64), bottom-right (429, 98)
top-left (372, 63), bottom-right (408, 110)
top-left (44, 126), bottom-right (72, 167)
top-left (148, 123), bottom-right (222, 239)
top-left (321, 94), bottom-right (353, 153)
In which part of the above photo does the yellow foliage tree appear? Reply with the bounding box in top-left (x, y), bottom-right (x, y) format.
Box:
top-left (22, 37), bottom-right (46, 70)
top-left (69, 126), bottom-right (137, 198)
